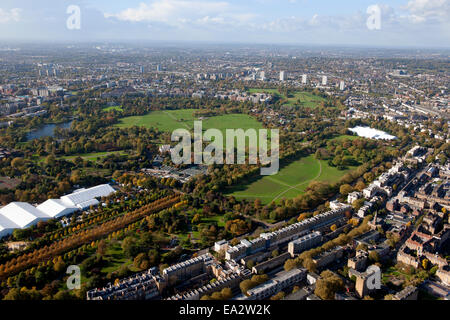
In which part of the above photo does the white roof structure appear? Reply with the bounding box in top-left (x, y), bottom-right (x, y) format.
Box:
top-left (61, 184), bottom-right (115, 207)
top-left (0, 202), bottom-right (51, 229)
top-left (349, 126), bottom-right (397, 140)
top-left (77, 199), bottom-right (100, 210)
top-left (36, 199), bottom-right (78, 219)
top-left (0, 214), bottom-right (19, 238)
top-left (0, 184), bottom-right (116, 239)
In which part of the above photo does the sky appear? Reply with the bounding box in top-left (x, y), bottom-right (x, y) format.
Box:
top-left (0, 0), bottom-right (449, 47)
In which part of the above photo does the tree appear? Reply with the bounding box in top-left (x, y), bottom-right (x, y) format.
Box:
top-left (303, 259), bottom-right (317, 273)
top-left (53, 260), bottom-right (67, 273)
top-left (339, 184), bottom-right (353, 196)
top-left (192, 214), bottom-right (201, 224)
top-left (221, 288), bottom-right (233, 300)
top-left (97, 240), bottom-right (107, 257)
top-left (284, 259), bottom-right (300, 272)
top-left (314, 271), bottom-right (344, 300)
top-left (330, 224), bottom-right (337, 232)
top-left (422, 258), bottom-right (429, 270)
top-left (368, 251), bottom-right (380, 262)
top-left (122, 237), bottom-right (139, 258)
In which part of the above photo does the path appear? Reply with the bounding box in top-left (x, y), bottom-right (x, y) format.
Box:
top-left (270, 159), bottom-right (323, 203)
top-left (163, 111), bottom-right (193, 130)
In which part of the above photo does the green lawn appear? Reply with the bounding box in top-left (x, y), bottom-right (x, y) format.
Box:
top-left (247, 89), bottom-right (326, 108)
top-left (116, 109), bottom-right (265, 148)
top-left (103, 105), bottom-right (123, 112)
top-left (116, 109), bottom-right (262, 132)
top-left (331, 134), bottom-right (360, 142)
top-left (225, 155), bottom-right (354, 204)
top-left (61, 151), bottom-right (128, 162)
top-left (100, 242), bottom-right (134, 275)
top-left (248, 88), bottom-right (280, 95)
top-left (284, 91), bottom-right (326, 108)
top-left (36, 151), bottom-right (128, 163)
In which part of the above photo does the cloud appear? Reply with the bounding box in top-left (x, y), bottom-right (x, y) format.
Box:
top-left (404, 0), bottom-right (450, 23)
top-left (0, 8), bottom-right (21, 23)
top-left (105, 0), bottom-right (230, 24)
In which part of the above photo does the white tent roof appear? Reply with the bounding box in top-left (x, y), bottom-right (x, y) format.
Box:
top-left (77, 199), bottom-right (100, 210)
top-left (36, 199), bottom-right (78, 218)
top-left (61, 184), bottom-right (115, 207)
top-left (0, 214), bottom-right (19, 232)
top-left (0, 202), bottom-right (51, 228)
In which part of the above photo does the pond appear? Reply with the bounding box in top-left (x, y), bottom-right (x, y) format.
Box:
top-left (26, 121), bottom-right (73, 141)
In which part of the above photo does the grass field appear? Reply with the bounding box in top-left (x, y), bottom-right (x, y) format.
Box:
top-left (103, 105), bottom-right (123, 112)
top-left (61, 151), bottom-right (129, 162)
top-left (248, 88), bottom-right (280, 95)
top-left (36, 151), bottom-right (128, 163)
top-left (284, 91), bottom-right (326, 108)
top-left (247, 88), bottom-right (326, 108)
top-left (116, 109), bottom-right (265, 149)
top-left (225, 155), bottom-right (354, 204)
top-left (116, 109), bottom-right (262, 132)
top-left (331, 134), bottom-right (360, 142)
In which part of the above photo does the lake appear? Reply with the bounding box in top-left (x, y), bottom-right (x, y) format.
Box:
top-left (26, 121), bottom-right (73, 141)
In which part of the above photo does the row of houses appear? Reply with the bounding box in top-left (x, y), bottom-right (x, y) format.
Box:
top-left (218, 205), bottom-right (351, 261)
top-left (87, 269), bottom-right (160, 300)
top-left (166, 272), bottom-right (244, 300)
top-left (238, 268), bottom-right (307, 300)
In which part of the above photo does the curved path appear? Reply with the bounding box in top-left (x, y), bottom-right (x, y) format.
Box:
top-left (270, 159), bottom-right (323, 203)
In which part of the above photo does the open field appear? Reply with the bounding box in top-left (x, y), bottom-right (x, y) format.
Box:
top-left (116, 109), bottom-right (263, 132)
top-left (61, 151), bottom-right (129, 162)
top-left (35, 151), bottom-right (128, 163)
top-left (284, 91), bottom-right (326, 108)
top-left (247, 88), bottom-right (326, 108)
top-left (248, 88), bottom-right (280, 95)
top-left (103, 105), bottom-right (123, 112)
top-left (225, 155), bottom-right (355, 204)
top-left (331, 134), bottom-right (360, 142)
top-left (116, 109), bottom-right (264, 149)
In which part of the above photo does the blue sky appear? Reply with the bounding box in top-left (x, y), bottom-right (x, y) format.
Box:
top-left (0, 0), bottom-right (449, 47)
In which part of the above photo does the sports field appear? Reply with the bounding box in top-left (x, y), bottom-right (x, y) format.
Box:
top-left (116, 109), bottom-right (262, 131)
top-left (225, 155), bottom-right (354, 204)
top-left (116, 109), bottom-right (265, 148)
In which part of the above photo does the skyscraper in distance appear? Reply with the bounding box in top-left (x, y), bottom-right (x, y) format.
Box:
top-left (302, 74), bottom-right (307, 84)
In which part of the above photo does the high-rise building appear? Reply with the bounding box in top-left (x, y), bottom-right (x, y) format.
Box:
top-left (339, 80), bottom-right (345, 91)
top-left (140, 66), bottom-right (145, 74)
top-left (260, 71), bottom-right (266, 81)
top-left (302, 74), bottom-right (307, 84)
top-left (322, 75), bottom-right (328, 86)
top-left (156, 65), bottom-right (161, 72)
top-left (280, 71), bottom-right (286, 81)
